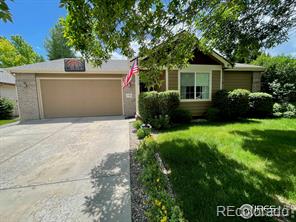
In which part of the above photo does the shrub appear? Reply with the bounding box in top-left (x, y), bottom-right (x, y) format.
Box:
top-left (285, 103), bottom-right (296, 113)
top-left (212, 89), bottom-right (250, 119)
top-left (0, 98), bottom-right (14, 119)
top-left (136, 127), bottom-right (151, 139)
top-left (138, 91), bottom-right (180, 128)
top-left (171, 108), bottom-right (192, 124)
top-left (133, 120), bottom-right (143, 130)
top-left (206, 107), bottom-right (220, 121)
top-left (248, 92), bottom-right (273, 117)
top-left (273, 103), bottom-right (283, 113)
top-left (273, 112), bottom-right (282, 118)
top-left (213, 89), bottom-right (229, 109)
top-left (272, 102), bottom-right (296, 118)
top-left (158, 91), bottom-right (180, 116)
top-left (227, 89), bottom-right (250, 118)
top-left (138, 91), bottom-right (159, 123)
top-left (283, 111), bottom-right (296, 118)
top-left (149, 115), bottom-right (170, 129)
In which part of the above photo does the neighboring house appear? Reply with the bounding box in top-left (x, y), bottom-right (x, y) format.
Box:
top-left (8, 50), bottom-right (264, 121)
top-left (0, 68), bottom-right (19, 116)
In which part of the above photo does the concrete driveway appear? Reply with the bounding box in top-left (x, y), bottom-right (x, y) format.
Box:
top-left (0, 116), bottom-right (131, 222)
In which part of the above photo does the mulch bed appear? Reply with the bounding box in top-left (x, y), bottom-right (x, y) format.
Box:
top-left (129, 123), bottom-right (148, 222)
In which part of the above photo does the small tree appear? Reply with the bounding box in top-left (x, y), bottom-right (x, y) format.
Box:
top-left (0, 36), bottom-right (44, 68)
top-left (45, 20), bottom-right (76, 60)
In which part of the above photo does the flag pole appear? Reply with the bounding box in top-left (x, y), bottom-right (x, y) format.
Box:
top-left (135, 58), bottom-right (140, 117)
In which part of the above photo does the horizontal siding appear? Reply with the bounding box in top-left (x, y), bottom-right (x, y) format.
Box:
top-left (223, 71), bottom-right (252, 91)
top-left (157, 70), bottom-right (166, 92)
top-left (168, 70), bottom-right (178, 90)
top-left (212, 70), bottom-right (221, 94)
top-left (180, 101), bottom-right (212, 116)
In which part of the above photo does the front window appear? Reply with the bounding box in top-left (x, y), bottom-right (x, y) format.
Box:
top-left (180, 72), bottom-right (210, 100)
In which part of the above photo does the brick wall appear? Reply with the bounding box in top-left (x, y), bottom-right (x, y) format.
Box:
top-left (15, 73), bottom-right (40, 121)
top-left (123, 77), bottom-right (136, 117)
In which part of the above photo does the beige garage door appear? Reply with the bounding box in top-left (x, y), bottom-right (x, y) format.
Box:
top-left (40, 79), bottom-right (123, 118)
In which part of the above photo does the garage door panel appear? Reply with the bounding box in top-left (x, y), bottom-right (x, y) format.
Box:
top-left (40, 79), bottom-right (122, 118)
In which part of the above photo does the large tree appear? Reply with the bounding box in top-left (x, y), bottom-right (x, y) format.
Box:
top-left (0, 0), bottom-right (12, 22)
top-left (61, 0), bottom-right (296, 87)
top-left (0, 36), bottom-right (44, 67)
top-left (44, 20), bottom-right (76, 60)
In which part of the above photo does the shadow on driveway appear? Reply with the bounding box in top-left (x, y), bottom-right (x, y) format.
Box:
top-left (83, 151), bottom-right (131, 222)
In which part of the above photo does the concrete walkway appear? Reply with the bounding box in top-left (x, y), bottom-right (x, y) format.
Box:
top-left (0, 116), bottom-right (131, 222)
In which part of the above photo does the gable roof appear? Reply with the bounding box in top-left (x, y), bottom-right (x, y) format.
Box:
top-left (7, 59), bottom-right (130, 74)
top-left (0, 69), bottom-right (15, 85)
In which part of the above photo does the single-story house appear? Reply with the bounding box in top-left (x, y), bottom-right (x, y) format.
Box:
top-left (0, 68), bottom-right (19, 116)
top-left (7, 50), bottom-right (264, 121)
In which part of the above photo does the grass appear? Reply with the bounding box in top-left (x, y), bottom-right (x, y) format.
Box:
top-left (0, 118), bottom-right (18, 126)
top-left (157, 118), bottom-right (296, 221)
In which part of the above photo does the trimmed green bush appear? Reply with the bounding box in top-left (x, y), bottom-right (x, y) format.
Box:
top-left (138, 91), bottom-right (180, 128)
top-left (158, 91), bottom-right (180, 116)
top-left (228, 89), bottom-right (250, 118)
top-left (149, 115), bottom-right (170, 129)
top-left (133, 120), bottom-right (143, 130)
top-left (138, 91), bottom-right (159, 123)
top-left (213, 89), bottom-right (251, 120)
top-left (171, 108), bottom-right (192, 124)
top-left (137, 127), bottom-right (151, 139)
top-left (248, 92), bottom-right (273, 117)
top-left (0, 98), bottom-right (14, 119)
top-left (206, 107), bottom-right (220, 122)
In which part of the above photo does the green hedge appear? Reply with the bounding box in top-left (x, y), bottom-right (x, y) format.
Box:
top-left (211, 89), bottom-right (273, 121)
top-left (213, 89), bottom-right (250, 119)
top-left (158, 91), bottom-right (180, 116)
top-left (170, 108), bottom-right (192, 124)
top-left (138, 91), bottom-right (159, 123)
top-left (228, 89), bottom-right (250, 118)
top-left (249, 92), bottom-right (273, 117)
top-left (0, 98), bottom-right (14, 119)
top-left (139, 91), bottom-right (180, 128)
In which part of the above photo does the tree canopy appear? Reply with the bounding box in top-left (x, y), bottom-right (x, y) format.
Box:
top-left (44, 20), bottom-right (76, 60)
top-left (0, 0), bottom-right (12, 22)
top-left (61, 0), bottom-right (296, 89)
top-left (0, 36), bottom-right (44, 68)
top-left (252, 54), bottom-right (296, 102)
top-left (61, 0), bottom-right (296, 66)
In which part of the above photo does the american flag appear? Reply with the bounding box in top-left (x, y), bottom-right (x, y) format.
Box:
top-left (122, 59), bottom-right (139, 88)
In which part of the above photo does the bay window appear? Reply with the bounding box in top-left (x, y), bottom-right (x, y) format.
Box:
top-left (180, 72), bottom-right (210, 100)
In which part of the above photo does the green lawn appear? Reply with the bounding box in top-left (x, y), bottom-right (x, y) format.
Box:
top-left (0, 118), bottom-right (18, 126)
top-left (157, 118), bottom-right (296, 221)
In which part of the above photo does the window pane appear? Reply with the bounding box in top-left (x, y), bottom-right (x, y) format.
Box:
top-left (196, 73), bottom-right (209, 99)
top-left (181, 73), bottom-right (194, 99)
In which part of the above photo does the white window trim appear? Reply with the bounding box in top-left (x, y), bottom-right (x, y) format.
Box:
top-left (178, 65), bottom-right (222, 102)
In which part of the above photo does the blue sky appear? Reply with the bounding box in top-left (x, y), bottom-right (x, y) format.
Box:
top-left (0, 0), bottom-right (295, 60)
